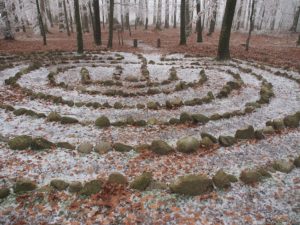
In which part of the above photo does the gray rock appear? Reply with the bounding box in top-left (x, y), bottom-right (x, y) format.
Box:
top-left (78, 142), bottom-right (93, 154)
top-left (95, 142), bottom-right (112, 154)
top-left (176, 136), bottom-right (200, 153)
top-left (150, 140), bottom-right (173, 155)
top-left (218, 136), bottom-right (236, 147)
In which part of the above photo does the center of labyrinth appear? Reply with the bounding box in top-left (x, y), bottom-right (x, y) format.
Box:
top-left (0, 52), bottom-right (299, 223)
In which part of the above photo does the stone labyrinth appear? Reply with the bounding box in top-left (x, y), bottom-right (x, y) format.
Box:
top-left (0, 51), bottom-right (299, 224)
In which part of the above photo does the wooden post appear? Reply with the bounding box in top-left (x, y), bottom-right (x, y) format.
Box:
top-left (157, 38), bottom-right (161, 48)
top-left (133, 39), bottom-right (138, 47)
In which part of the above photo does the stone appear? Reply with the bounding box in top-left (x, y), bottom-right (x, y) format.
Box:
top-left (166, 98), bottom-right (183, 109)
top-left (50, 179), bottom-right (69, 191)
top-left (169, 118), bottom-right (181, 124)
top-left (191, 114), bottom-right (209, 124)
top-left (210, 113), bottom-right (222, 120)
top-left (136, 103), bottom-right (145, 109)
top-left (254, 130), bottom-right (265, 140)
top-left (13, 108), bottom-right (28, 116)
top-left (179, 112), bottom-right (193, 123)
top-left (294, 156), bottom-right (300, 167)
top-left (218, 136), bottom-right (236, 147)
top-left (47, 111), bottom-right (61, 122)
top-left (113, 143), bottom-right (134, 152)
top-left (108, 173), bottom-right (128, 185)
top-left (69, 182), bottom-right (83, 193)
top-left (95, 116), bottom-right (110, 128)
top-left (272, 119), bottom-right (285, 130)
top-left (81, 180), bottom-right (102, 196)
top-left (272, 160), bottom-right (295, 173)
top-left (78, 142), bottom-right (93, 154)
top-left (147, 118), bottom-right (159, 125)
top-left (235, 125), bottom-right (255, 139)
top-left (146, 181), bottom-right (168, 191)
top-left (170, 174), bottom-right (213, 196)
top-left (0, 188), bottom-right (10, 199)
top-left (283, 115), bottom-right (299, 128)
top-left (31, 138), bottom-right (54, 150)
top-left (61, 116), bottom-right (79, 124)
top-left (200, 132), bottom-right (217, 143)
top-left (147, 101), bottom-right (159, 110)
top-left (114, 102), bottom-right (123, 109)
top-left (212, 170), bottom-right (232, 189)
top-left (130, 172), bottom-right (152, 191)
top-left (150, 140), bottom-right (173, 155)
top-left (239, 170), bottom-right (262, 184)
top-left (56, 142), bottom-right (76, 150)
top-left (8, 135), bottom-right (33, 150)
top-left (134, 120), bottom-right (147, 127)
top-left (176, 136), bottom-right (200, 153)
top-left (95, 142), bottom-right (112, 154)
top-left (200, 137), bottom-right (214, 148)
top-left (262, 126), bottom-right (275, 134)
top-left (14, 179), bottom-right (37, 193)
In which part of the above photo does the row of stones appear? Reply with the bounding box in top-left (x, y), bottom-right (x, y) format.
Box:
top-left (5, 111), bottom-right (300, 154)
top-left (1, 156), bottom-right (299, 199)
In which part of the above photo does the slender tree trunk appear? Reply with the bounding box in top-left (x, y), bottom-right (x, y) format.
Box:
top-left (36, 0), bottom-right (46, 45)
top-left (156, 0), bottom-right (162, 29)
top-left (174, 0), bottom-right (177, 28)
top-left (0, 0), bottom-right (14, 40)
top-left (208, 0), bottom-right (217, 36)
top-left (88, 2), bottom-right (95, 36)
top-left (58, 0), bottom-right (65, 32)
top-left (165, 0), bottom-right (170, 28)
top-left (196, 0), bottom-right (202, 43)
top-left (63, 0), bottom-right (70, 36)
top-left (45, 0), bottom-right (53, 27)
top-left (297, 34), bottom-right (300, 46)
top-left (235, 0), bottom-right (243, 30)
top-left (102, 0), bottom-right (105, 28)
top-left (145, 0), bottom-right (148, 29)
top-left (108, 0), bottom-right (114, 48)
top-left (120, 0), bottom-right (124, 31)
top-left (67, 0), bottom-right (74, 33)
top-left (290, 6), bottom-right (300, 32)
top-left (180, 0), bottom-right (186, 45)
top-left (82, 5), bottom-right (90, 33)
top-left (74, 0), bottom-right (83, 53)
top-left (217, 0), bottom-right (237, 60)
top-left (153, 0), bottom-right (157, 25)
top-left (185, 0), bottom-right (191, 36)
top-left (245, 0), bottom-right (255, 51)
top-left (93, 0), bottom-right (102, 45)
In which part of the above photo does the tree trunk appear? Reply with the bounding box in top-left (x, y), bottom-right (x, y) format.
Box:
top-left (102, 0), bottom-right (105, 28)
top-left (173, 0), bottom-right (177, 28)
top-left (88, 1), bottom-right (95, 35)
top-left (235, 0), bottom-right (243, 30)
top-left (156, 0), bottom-right (162, 29)
top-left (217, 0), bottom-right (237, 60)
top-left (165, 0), bottom-right (170, 28)
top-left (45, 0), bottom-right (54, 27)
top-left (196, 0), bottom-right (202, 43)
top-left (63, 0), bottom-right (70, 36)
top-left (82, 5), bottom-right (90, 33)
top-left (58, 0), bottom-right (65, 32)
top-left (107, 0), bottom-right (114, 48)
top-left (185, 0), bottom-right (191, 36)
top-left (245, 0), bottom-right (255, 51)
top-left (145, 0), bottom-right (148, 29)
top-left (297, 34), bottom-right (300, 46)
top-left (36, 0), bottom-right (47, 45)
top-left (0, 0), bottom-right (14, 40)
top-left (67, 0), bottom-right (74, 33)
top-left (207, 0), bottom-right (217, 36)
top-left (74, 0), bottom-right (83, 53)
top-left (290, 6), bottom-right (300, 32)
top-left (120, 0), bottom-right (124, 31)
top-left (180, 0), bottom-right (186, 45)
top-left (153, 0), bottom-right (157, 25)
top-left (93, 0), bottom-right (102, 45)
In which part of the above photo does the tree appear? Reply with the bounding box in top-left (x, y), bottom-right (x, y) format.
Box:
top-left (290, 6), bottom-right (300, 32)
top-left (297, 34), bottom-right (300, 46)
top-left (0, 0), bottom-right (14, 40)
top-left (165, 0), bottom-right (170, 28)
top-left (36, 0), bottom-right (47, 45)
top-left (245, 0), bottom-right (255, 51)
top-left (196, 0), bottom-right (202, 43)
top-left (63, 0), bottom-right (70, 36)
top-left (173, 0), bottom-right (177, 28)
top-left (180, 0), bottom-right (186, 45)
top-left (156, 0), bottom-right (162, 29)
top-left (207, 0), bottom-right (217, 36)
top-left (145, 0), bottom-right (149, 30)
top-left (217, 0), bottom-right (237, 60)
top-left (93, 0), bottom-right (102, 45)
top-left (107, 0), bottom-right (114, 48)
top-left (74, 0), bottom-right (83, 53)
top-left (153, 0), bottom-right (157, 25)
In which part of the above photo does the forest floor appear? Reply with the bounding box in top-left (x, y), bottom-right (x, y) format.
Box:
top-left (0, 26), bottom-right (300, 71)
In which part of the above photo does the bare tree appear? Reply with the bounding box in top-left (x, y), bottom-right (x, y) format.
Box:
top-left (0, 0), bottom-right (14, 40)
top-left (153, 0), bottom-right (157, 25)
top-left (290, 6), bottom-right (300, 32)
top-left (174, 0), bottom-right (177, 28)
top-left (58, 0), bottom-right (65, 32)
top-left (63, 0), bottom-right (70, 36)
top-left (82, 5), bottom-right (90, 33)
top-left (165, 0), bottom-right (170, 28)
top-left (145, 0), bottom-right (149, 29)
top-left (93, 0), bottom-right (102, 45)
top-left (245, 0), bottom-right (255, 51)
top-left (180, 0), bottom-right (186, 45)
top-left (297, 34), bottom-right (300, 46)
top-left (74, 0), bottom-right (83, 53)
top-left (196, 0), bottom-right (202, 43)
top-left (107, 0), bottom-right (114, 48)
top-left (207, 0), bottom-right (217, 36)
top-left (156, 0), bottom-right (162, 29)
top-left (36, 0), bottom-right (47, 45)
top-left (217, 0), bottom-right (237, 60)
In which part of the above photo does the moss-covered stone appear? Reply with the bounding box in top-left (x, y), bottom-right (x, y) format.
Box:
top-left (108, 173), bottom-right (128, 185)
top-left (180, 112), bottom-right (193, 123)
top-left (78, 142), bottom-right (93, 154)
top-left (200, 137), bottom-right (214, 148)
top-left (176, 136), bottom-right (200, 153)
top-left (239, 169), bottom-right (262, 184)
top-left (81, 67), bottom-right (91, 84)
top-left (95, 116), bottom-right (110, 128)
top-left (130, 172), bottom-right (152, 191)
top-left (61, 116), bottom-right (79, 124)
top-left (150, 140), bottom-right (173, 155)
top-left (170, 174), bottom-right (213, 196)
top-left (8, 135), bottom-right (33, 150)
top-left (13, 108), bottom-right (28, 116)
top-left (95, 142), bottom-right (112, 154)
top-left (294, 156), bottom-right (300, 167)
top-left (212, 170), bottom-right (232, 189)
top-left (283, 115), bottom-right (299, 128)
top-left (218, 136), bottom-right (236, 147)
top-left (0, 188), bottom-right (10, 199)
top-left (56, 142), bottom-right (76, 150)
top-left (114, 102), bottom-right (123, 109)
top-left (31, 138), bottom-right (54, 150)
top-left (262, 126), bottom-right (275, 135)
top-left (134, 120), bottom-right (147, 127)
top-left (136, 103), bottom-right (145, 109)
top-left (14, 179), bottom-right (37, 193)
top-left (81, 180), bottom-right (102, 196)
top-left (166, 98), bottom-right (183, 109)
top-left (69, 182), bottom-right (83, 193)
top-left (169, 118), bottom-right (181, 124)
top-left (147, 101), bottom-right (159, 110)
top-left (200, 132), bottom-right (217, 143)
top-left (235, 125), bottom-right (255, 139)
top-left (50, 179), bottom-right (69, 191)
top-left (113, 143), bottom-right (134, 152)
top-left (191, 114), bottom-right (209, 124)
top-left (210, 113), bottom-right (222, 120)
top-left (47, 111), bottom-right (62, 122)
top-left (272, 160), bottom-right (295, 173)
top-left (272, 119), bottom-right (285, 130)
top-left (254, 130), bottom-right (265, 140)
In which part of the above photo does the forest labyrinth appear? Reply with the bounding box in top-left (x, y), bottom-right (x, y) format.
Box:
top-left (0, 51), bottom-right (299, 224)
